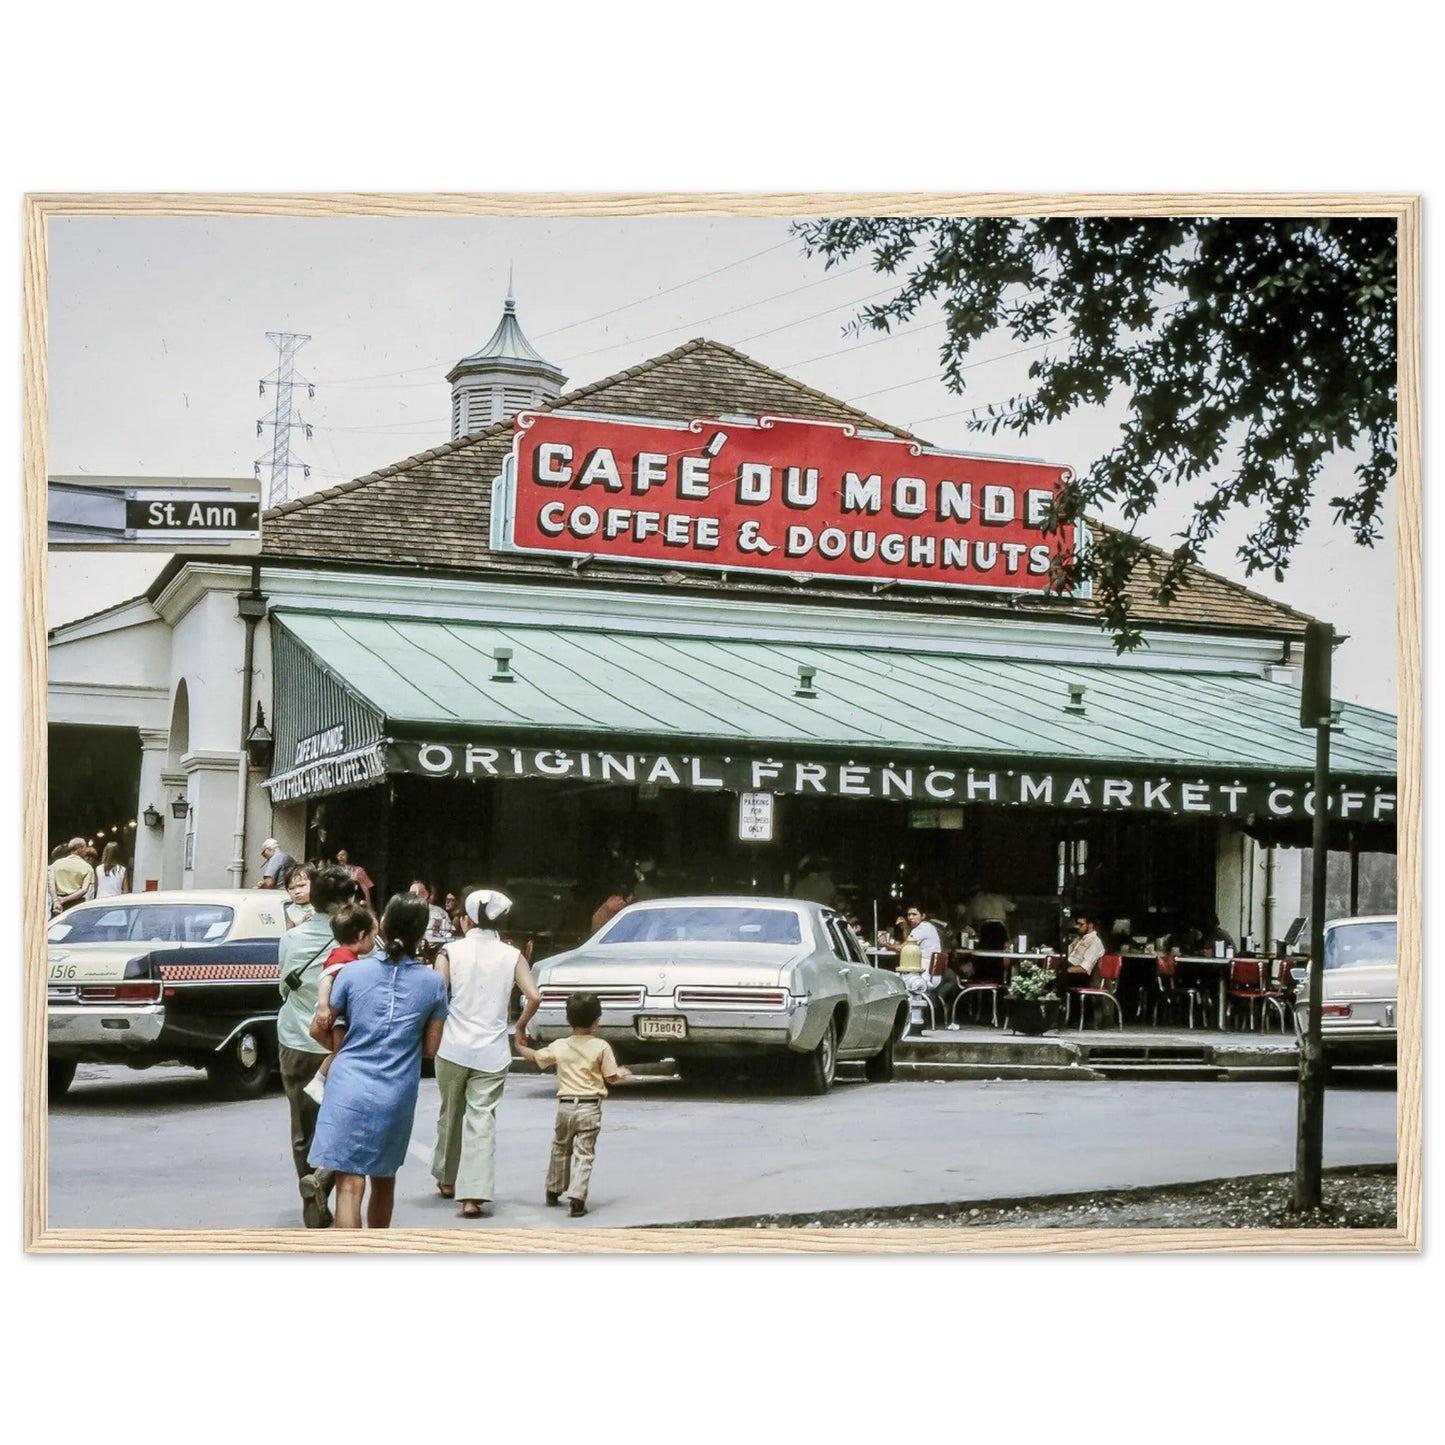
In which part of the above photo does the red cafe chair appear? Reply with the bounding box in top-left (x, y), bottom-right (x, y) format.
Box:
top-left (913, 951), bottom-right (951, 1031)
top-left (1226, 958), bottom-right (1284, 1031)
top-left (952, 951), bottom-right (1004, 1028)
top-left (1149, 954), bottom-right (1206, 1030)
top-left (1071, 953), bottom-right (1124, 1031)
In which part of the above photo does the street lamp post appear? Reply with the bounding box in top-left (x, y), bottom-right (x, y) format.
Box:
top-left (1293, 621), bottom-right (1333, 1213)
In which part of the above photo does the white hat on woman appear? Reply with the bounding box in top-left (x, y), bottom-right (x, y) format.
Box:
top-left (465, 888), bottom-right (513, 924)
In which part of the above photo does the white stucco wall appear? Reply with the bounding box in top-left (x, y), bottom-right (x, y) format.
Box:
top-left (1214, 827), bottom-right (1304, 951)
top-left (48, 598), bottom-right (171, 730)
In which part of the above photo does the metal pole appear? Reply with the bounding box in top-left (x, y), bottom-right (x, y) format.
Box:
top-left (1293, 713), bottom-right (1331, 1211)
top-left (1349, 831), bottom-right (1360, 915)
top-left (1263, 843), bottom-right (1277, 951)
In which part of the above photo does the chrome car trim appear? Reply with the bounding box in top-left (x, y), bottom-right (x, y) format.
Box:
top-left (538, 985), bottom-right (646, 1009)
top-left (672, 985), bottom-right (789, 1010)
top-left (213, 1015), bottom-right (278, 1053)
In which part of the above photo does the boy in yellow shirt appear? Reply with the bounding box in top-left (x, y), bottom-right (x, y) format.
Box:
top-left (515, 991), bottom-right (631, 1217)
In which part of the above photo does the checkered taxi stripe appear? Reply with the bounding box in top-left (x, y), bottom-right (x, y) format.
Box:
top-left (159, 962), bottom-right (280, 981)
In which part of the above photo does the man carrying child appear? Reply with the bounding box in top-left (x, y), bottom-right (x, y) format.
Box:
top-left (275, 864), bottom-right (364, 1228)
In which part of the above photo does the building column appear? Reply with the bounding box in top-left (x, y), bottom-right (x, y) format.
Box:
top-left (159, 769), bottom-right (188, 888)
top-left (182, 751), bottom-right (247, 890)
top-left (132, 729), bottom-right (170, 890)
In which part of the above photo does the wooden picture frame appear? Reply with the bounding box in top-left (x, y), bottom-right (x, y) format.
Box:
top-left (23, 191), bottom-right (1421, 1253)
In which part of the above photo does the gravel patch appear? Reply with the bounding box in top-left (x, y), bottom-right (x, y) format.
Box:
top-left (671, 1164), bottom-right (1397, 1230)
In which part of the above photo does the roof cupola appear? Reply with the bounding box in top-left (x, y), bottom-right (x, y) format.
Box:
top-left (446, 281), bottom-right (567, 438)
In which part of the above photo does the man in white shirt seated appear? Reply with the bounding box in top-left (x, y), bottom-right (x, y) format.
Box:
top-left (1065, 910), bottom-right (1106, 987)
top-left (877, 904), bottom-right (958, 1022)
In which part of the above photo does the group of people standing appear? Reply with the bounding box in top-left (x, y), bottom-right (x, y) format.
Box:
top-left (46, 837), bottom-right (128, 915)
top-left (274, 866), bottom-right (625, 1230)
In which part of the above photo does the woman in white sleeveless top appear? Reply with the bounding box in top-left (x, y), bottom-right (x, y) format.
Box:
top-left (95, 842), bottom-right (129, 898)
top-left (431, 888), bottom-right (541, 1218)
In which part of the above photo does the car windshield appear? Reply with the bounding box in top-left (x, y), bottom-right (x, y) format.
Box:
top-left (48, 903), bottom-right (236, 946)
top-left (1323, 920), bottom-right (1397, 970)
top-left (599, 906), bottom-right (803, 946)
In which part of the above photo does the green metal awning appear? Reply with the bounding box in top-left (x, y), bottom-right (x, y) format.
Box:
top-left (264, 610), bottom-right (1397, 827)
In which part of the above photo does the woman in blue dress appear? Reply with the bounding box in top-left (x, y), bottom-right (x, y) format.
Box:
top-left (308, 893), bottom-right (448, 1230)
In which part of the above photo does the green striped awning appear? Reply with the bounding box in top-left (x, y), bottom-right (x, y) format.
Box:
top-left (263, 610), bottom-right (1397, 826)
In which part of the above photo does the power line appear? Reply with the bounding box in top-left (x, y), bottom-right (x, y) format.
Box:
top-left (319, 237), bottom-right (800, 387)
top-left (530, 237), bottom-right (797, 341)
top-left (842, 338), bottom-right (1058, 404)
top-left (779, 317), bottom-right (947, 370)
top-left (555, 261), bottom-right (879, 367)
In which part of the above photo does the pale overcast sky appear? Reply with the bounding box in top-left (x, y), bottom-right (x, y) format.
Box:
top-left (46, 213), bottom-right (1397, 705)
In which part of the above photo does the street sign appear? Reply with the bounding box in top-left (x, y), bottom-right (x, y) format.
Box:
top-left (1299, 620), bottom-right (1334, 727)
top-left (123, 495), bottom-right (262, 536)
top-left (48, 477), bottom-right (264, 553)
top-left (738, 791), bottom-right (775, 841)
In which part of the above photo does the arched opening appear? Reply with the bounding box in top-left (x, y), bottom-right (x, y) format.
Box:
top-left (167, 679), bottom-right (190, 771)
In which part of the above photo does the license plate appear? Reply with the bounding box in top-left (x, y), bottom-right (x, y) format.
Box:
top-left (637, 1015), bottom-right (687, 1040)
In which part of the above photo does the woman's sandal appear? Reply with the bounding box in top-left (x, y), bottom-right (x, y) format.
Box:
top-left (460, 1200), bottom-right (484, 1219)
top-left (437, 1183), bottom-right (455, 1199)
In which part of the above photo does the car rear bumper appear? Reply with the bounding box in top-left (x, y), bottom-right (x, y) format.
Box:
top-left (1319, 1029), bottom-right (1397, 1062)
top-left (48, 1004), bottom-right (166, 1055)
top-left (530, 1001), bottom-right (812, 1055)
top-left (1295, 1009), bottom-right (1397, 1062)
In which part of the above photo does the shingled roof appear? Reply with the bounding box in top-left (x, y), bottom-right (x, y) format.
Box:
top-left (259, 337), bottom-right (1315, 639)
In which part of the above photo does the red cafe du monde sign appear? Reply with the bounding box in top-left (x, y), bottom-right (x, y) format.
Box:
top-left (490, 410), bottom-right (1078, 593)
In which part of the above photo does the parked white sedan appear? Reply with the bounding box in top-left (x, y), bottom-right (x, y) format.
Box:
top-left (1293, 914), bottom-right (1398, 1064)
top-left (529, 897), bottom-right (910, 1093)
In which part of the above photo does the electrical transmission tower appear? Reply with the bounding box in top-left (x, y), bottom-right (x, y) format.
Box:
top-left (255, 332), bottom-right (314, 506)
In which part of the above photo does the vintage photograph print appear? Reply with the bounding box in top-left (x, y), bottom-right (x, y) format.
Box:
top-left (25, 196), bottom-right (1420, 1251)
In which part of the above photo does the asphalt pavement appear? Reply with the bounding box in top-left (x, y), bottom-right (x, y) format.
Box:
top-left (44, 1061), bottom-right (1398, 1231)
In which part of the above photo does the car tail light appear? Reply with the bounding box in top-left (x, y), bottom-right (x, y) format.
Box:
top-left (77, 982), bottom-right (163, 1004)
top-left (1321, 1004), bottom-right (1353, 1019)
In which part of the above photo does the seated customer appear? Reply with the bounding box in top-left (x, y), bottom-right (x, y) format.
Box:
top-left (878, 903), bottom-right (955, 1018)
top-left (1065, 910), bottom-right (1106, 987)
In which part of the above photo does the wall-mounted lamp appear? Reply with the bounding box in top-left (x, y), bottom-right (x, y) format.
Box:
top-left (171, 792), bottom-right (192, 821)
top-left (1065, 683), bottom-right (1087, 714)
top-left (142, 805), bottom-right (163, 830)
top-left (795, 663), bottom-right (818, 699)
top-left (245, 702), bottom-right (274, 770)
top-left (491, 646), bottom-right (515, 683)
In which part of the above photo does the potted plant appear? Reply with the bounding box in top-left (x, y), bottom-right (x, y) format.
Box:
top-left (1004, 960), bottom-right (1065, 1035)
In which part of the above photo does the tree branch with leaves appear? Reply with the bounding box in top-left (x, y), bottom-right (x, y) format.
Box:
top-left (793, 216), bottom-right (1397, 650)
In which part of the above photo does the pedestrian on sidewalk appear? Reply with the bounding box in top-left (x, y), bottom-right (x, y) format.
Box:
top-left (305, 893), bottom-right (448, 1231)
top-left (335, 848), bottom-right (376, 910)
top-left (430, 888), bottom-right (542, 1219)
top-left (276, 864), bottom-right (360, 1227)
top-left (95, 841), bottom-right (128, 898)
top-left (514, 991), bottom-right (632, 1217)
top-left (257, 838), bottom-right (294, 890)
top-left (303, 902), bottom-right (380, 1103)
top-left (51, 838), bottom-right (97, 915)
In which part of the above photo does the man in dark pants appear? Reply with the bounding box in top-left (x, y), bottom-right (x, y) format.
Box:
top-left (275, 865), bottom-right (359, 1226)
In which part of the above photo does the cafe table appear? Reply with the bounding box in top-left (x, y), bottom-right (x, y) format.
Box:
top-left (959, 950), bottom-right (1059, 985)
top-left (1169, 954), bottom-right (1237, 1030)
